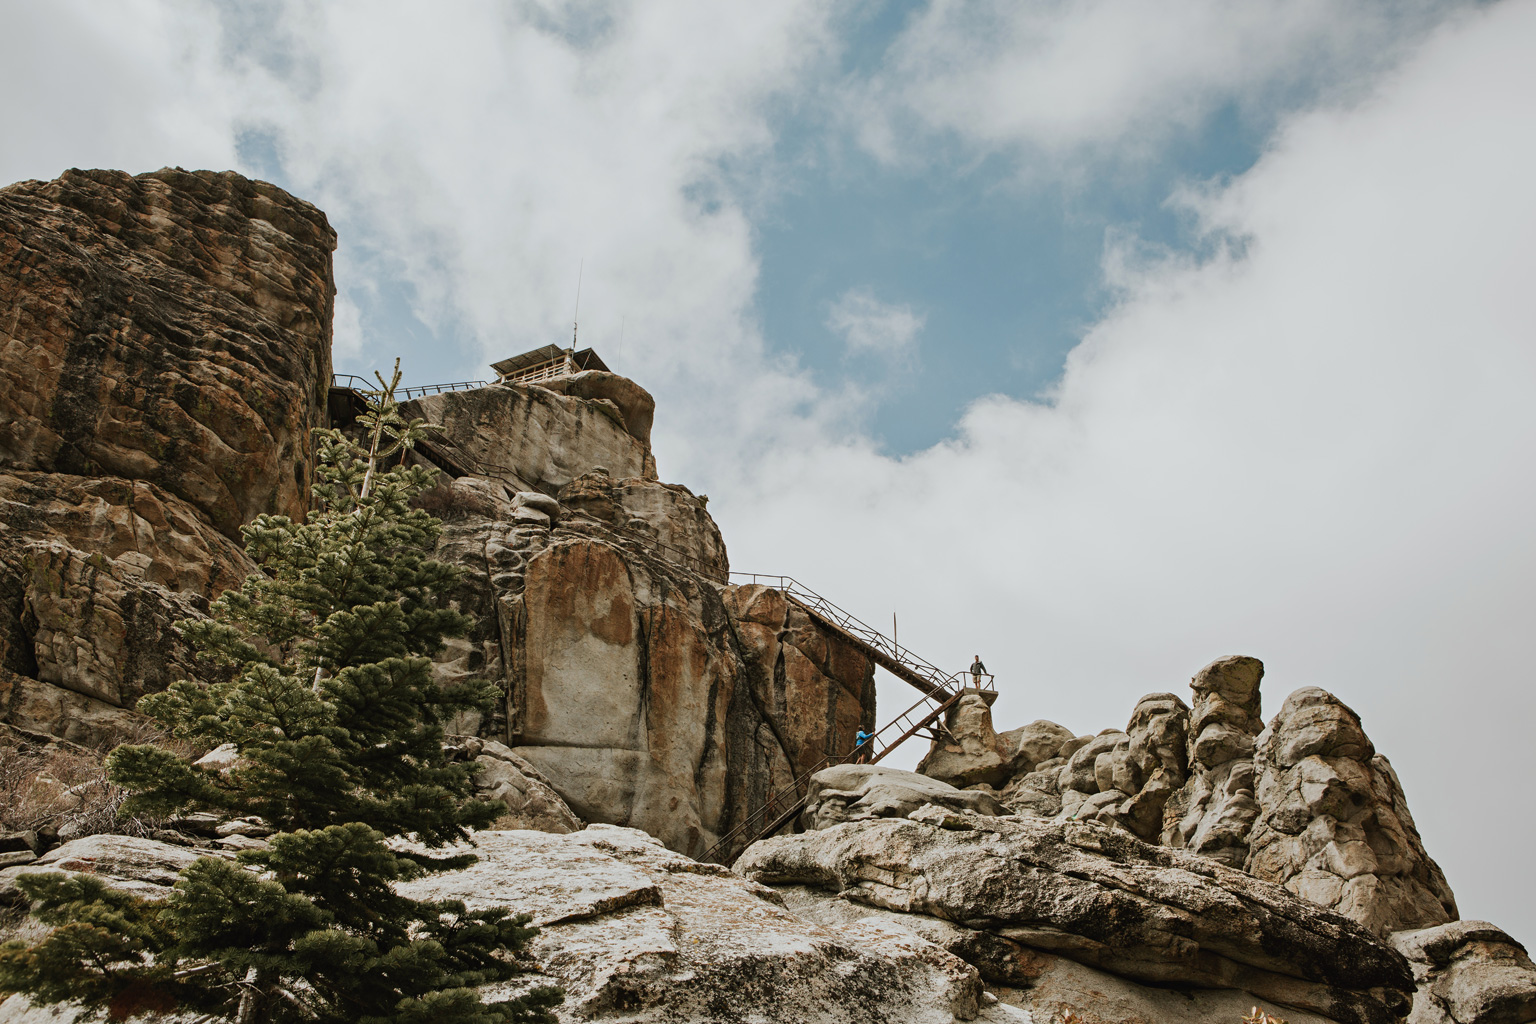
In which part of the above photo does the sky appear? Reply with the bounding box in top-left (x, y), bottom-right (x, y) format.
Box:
top-left (3, 0), bottom-right (1534, 944)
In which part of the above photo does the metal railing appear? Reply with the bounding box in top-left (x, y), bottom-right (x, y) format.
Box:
top-left (729, 573), bottom-right (957, 698)
top-left (700, 575), bottom-right (995, 864)
top-left (331, 374), bottom-right (490, 400)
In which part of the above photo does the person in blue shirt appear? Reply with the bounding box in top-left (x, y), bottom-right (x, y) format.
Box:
top-left (853, 729), bottom-right (873, 763)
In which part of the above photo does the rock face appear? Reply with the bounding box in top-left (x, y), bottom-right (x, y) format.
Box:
top-left (385, 391), bottom-right (872, 861)
top-left (0, 168), bottom-right (334, 744)
top-left (800, 764), bottom-right (1006, 830)
top-left (721, 584), bottom-right (877, 781)
top-left (915, 689), bottom-right (1011, 788)
top-left (1392, 921), bottom-right (1536, 1024)
top-left (1247, 687), bottom-right (1457, 936)
top-left (0, 168), bottom-right (335, 533)
top-left (397, 825), bottom-right (984, 1023)
top-left (400, 383), bottom-right (655, 496)
top-left (470, 739), bottom-right (584, 834)
top-left (1162, 655), bottom-right (1265, 866)
top-left (737, 815), bottom-right (1415, 1024)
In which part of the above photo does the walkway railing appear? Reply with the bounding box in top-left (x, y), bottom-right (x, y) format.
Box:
top-left (729, 573), bottom-right (956, 699)
top-left (331, 374), bottom-right (490, 400)
top-left (701, 574), bottom-right (994, 864)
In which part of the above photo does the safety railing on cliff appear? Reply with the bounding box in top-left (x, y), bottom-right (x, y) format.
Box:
top-left (729, 573), bottom-right (958, 700)
top-left (700, 574), bottom-right (994, 864)
top-left (332, 374), bottom-right (490, 400)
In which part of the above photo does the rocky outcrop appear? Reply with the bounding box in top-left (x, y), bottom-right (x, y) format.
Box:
top-left (407, 457), bottom-right (871, 860)
top-left (738, 814), bottom-right (1415, 1024)
top-left (530, 369), bottom-right (655, 447)
top-left (915, 689), bottom-right (1011, 788)
top-left (0, 168), bottom-right (333, 744)
top-left (799, 764), bottom-right (1005, 830)
top-left (0, 168), bottom-right (335, 533)
top-left (1162, 655), bottom-right (1265, 866)
top-left (397, 825), bottom-right (985, 1023)
top-left (722, 584), bottom-right (876, 781)
top-left (1392, 921), bottom-right (1536, 1024)
top-left (0, 833), bottom-right (218, 901)
top-left (467, 738), bottom-right (584, 834)
top-left (781, 887), bottom-right (1342, 1024)
top-left (1248, 687), bottom-right (1457, 936)
top-left (400, 383), bottom-right (654, 495)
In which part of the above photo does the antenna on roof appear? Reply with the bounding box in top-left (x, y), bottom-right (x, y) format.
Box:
top-left (572, 258), bottom-right (584, 348)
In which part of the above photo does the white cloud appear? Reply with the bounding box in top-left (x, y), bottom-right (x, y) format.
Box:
top-left (716, 0), bottom-right (1536, 940)
top-left (849, 0), bottom-right (1460, 167)
top-left (826, 288), bottom-right (925, 361)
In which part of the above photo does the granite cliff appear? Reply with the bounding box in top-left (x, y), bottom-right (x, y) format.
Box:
top-left (1, 169), bottom-right (1533, 1024)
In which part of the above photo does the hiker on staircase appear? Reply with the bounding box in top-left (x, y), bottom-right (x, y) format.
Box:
top-left (852, 728), bottom-right (873, 763)
top-left (970, 655), bottom-right (988, 688)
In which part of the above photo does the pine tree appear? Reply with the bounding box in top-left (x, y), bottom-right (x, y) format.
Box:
top-left (0, 364), bottom-right (562, 1024)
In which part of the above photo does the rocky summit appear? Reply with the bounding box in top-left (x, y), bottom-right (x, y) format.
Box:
top-left (1, 168), bottom-right (1533, 1024)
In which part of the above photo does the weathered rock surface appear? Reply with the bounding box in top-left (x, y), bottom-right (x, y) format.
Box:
top-left (530, 369), bottom-right (655, 447)
top-left (471, 739), bottom-right (584, 834)
top-left (1248, 687), bottom-right (1457, 937)
top-left (0, 834), bottom-right (218, 901)
top-left (400, 383), bottom-right (654, 496)
top-left (0, 167), bottom-right (332, 743)
top-left (398, 825), bottom-right (984, 1023)
top-left (782, 886), bottom-right (1339, 1024)
top-left (1, 667), bottom-right (150, 749)
top-left (801, 764), bottom-right (1006, 830)
top-left (1162, 655), bottom-right (1265, 866)
top-left (0, 168), bottom-right (334, 533)
top-left (1392, 921), bottom-right (1536, 1024)
top-left (722, 584), bottom-right (876, 780)
top-left (418, 482), bottom-right (870, 860)
top-left (916, 689), bottom-right (1011, 788)
top-left (738, 815), bottom-right (1414, 1024)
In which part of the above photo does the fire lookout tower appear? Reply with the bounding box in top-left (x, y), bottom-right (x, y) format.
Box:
top-left (491, 344), bottom-right (610, 386)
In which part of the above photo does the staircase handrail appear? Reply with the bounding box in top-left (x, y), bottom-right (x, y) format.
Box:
top-left (729, 572), bottom-right (956, 692)
top-left (331, 374), bottom-right (490, 400)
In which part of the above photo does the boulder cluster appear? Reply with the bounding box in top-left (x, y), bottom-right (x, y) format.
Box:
top-left (919, 657), bottom-right (1457, 942)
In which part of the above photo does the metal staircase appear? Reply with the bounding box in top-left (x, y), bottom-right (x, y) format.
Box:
top-left (701, 574), bottom-right (994, 865)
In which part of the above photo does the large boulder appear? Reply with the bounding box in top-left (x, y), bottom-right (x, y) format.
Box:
top-left (915, 690), bottom-right (1011, 788)
top-left (737, 814), bottom-right (1414, 1024)
top-left (1247, 687), bottom-right (1457, 936)
top-left (399, 382), bottom-right (654, 496)
top-left (397, 825), bottom-right (984, 1023)
top-left (799, 764), bottom-right (1006, 830)
top-left (530, 369), bottom-right (655, 447)
top-left (0, 834), bottom-right (217, 902)
top-left (0, 168), bottom-right (332, 742)
top-left (1391, 921), bottom-right (1536, 1024)
top-left (0, 168), bottom-right (334, 534)
top-left (470, 739), bottom-right (584, 834)
top-left (1162, 655), bottom-right (1265, 865)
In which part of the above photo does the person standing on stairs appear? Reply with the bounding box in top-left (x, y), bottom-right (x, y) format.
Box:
top-left (970, 655), bottom-right (987, 687)
top-left (853, 728), bottom-right (873, 763)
